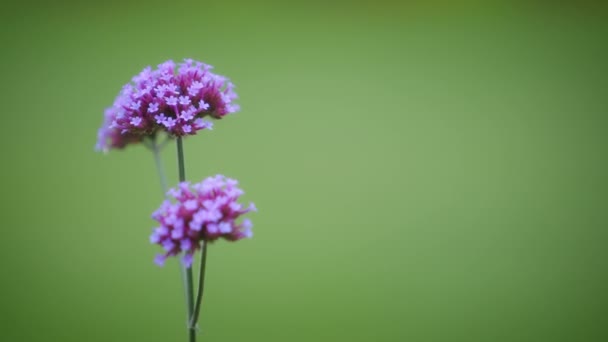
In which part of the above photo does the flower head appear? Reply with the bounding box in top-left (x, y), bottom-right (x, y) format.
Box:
top-left (96, 59), bottom-right (239, 152)
top-left (150, 175), bottom-right (256, 267)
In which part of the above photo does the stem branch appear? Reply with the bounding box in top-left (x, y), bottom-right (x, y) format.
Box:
top-left (190, 241), bottom-right (208, 329)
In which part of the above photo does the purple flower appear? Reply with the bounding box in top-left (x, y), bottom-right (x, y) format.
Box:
top-left (178, 96), bottom-right (191, 106)
top-left (148, 102), bottom-right (159, 113)
top-left (130, 117), bottom-right (142, 126)
top-left (162, 117), bottom-right (177, 128)
top-left (95, 58), bottom-right (240, 152)
top-left (150, 175), bottom-right (256, 267)
top-left (199, 100), bottom-right (210, 111)
top-left (166, 96), bottom-right (178, 106)
top-left (95, 107), bottom-right (141, 151)
top-left (154, 113), bottom-right (166, 124)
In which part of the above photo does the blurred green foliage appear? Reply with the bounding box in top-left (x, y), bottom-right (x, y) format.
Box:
top-left (1, 1), bottom-right (607, 341)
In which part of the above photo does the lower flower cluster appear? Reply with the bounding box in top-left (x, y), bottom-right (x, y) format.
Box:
top-left (150, 175), bottom-right (256, 267)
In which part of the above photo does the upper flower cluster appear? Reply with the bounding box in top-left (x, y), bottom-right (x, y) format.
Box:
top-left (150, 175), bottom-right (256, 267)
top-left (96, 59), bottom-right (239, 152)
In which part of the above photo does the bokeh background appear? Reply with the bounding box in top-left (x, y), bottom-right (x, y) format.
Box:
top-left (1, 1), bottom-right (607, 341)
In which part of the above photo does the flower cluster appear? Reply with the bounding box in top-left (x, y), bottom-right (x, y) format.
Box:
top-left (150, 175), bottom-right (256, 267)
top-left (96, 59), bottom-right (239, 152)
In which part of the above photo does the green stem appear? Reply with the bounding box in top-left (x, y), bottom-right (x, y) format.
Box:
top-left (190, 241), bottom-right (208, 329)
top-left (150, 136), bottom-right (195, 342)
top-left (152, 140), bottom-right (186, 298)
top-left (177, 137), bottom-right (196, 342)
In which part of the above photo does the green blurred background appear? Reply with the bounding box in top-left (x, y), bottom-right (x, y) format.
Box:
top-left (1, 1), bottom-right (607, 341)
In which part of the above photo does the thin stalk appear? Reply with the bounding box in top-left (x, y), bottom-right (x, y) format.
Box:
top-left (151, 139), bottom-right (186, 292)
top-left (151, 136), bottom-right (194, 342)
top-left (177, 137), bottom-right (196, 342)
top-left (189, 241), bottom-right (208, 328)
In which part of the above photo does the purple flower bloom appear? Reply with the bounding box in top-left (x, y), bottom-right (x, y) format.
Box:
top-left (130, 117), bottom-right (142, 126)
top-left (148, 102), bottom-right (159, 113)
top-left (162, 117), bottom-right (177, 128)
top-left (198, 100), bottom-right (210, 111)
top-left (95, 107), bottom-right (141, 151)
top-left (150, 175), bottom-right (256, 267)
top-left (95, 58), bottom-right (240, 152)
top-left (194, 118), bottom-right (213, 130)
top-left (154, 113), bottom-right (166, 124)
top-left (166, 96), bottom-right (178, 106)
top-left (178, 96), bottom-right (191, 106)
